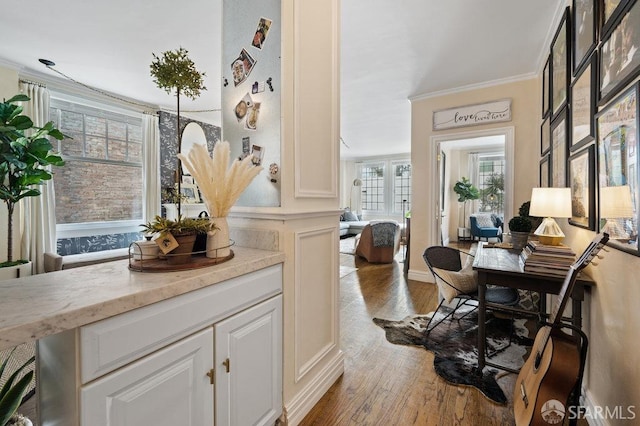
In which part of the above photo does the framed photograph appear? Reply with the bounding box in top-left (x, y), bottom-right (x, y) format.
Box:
top-left (540, 155), bottom-right (550, 187)
top-left (541, 116), bottom-right (551, 155)
top-left (569, 145), bottom-right (596, 229)
top-left (181, 175), bottom-right (194, 185)
top-left (551, 106), bottom-right (569, 187)
top-left (596, 82), bottom-right (639, 255)
top-left (179, 183), bottom-right (200, 204)
top-left (551, 8), bottom-right (570, 117)
top-left (571, 55), bottom-right (597, 151)
top-left (599, 0), bottom-right (640, 105)
top-left (574, 0), bottom-right (597, 74)
top-left (601, 0), bottom-right (628, 36)
top-left (542, 56), bottom-right (551, 118)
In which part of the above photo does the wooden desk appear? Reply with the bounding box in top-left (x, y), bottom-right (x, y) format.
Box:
top-left (472, 243), bottom-right (594, 374)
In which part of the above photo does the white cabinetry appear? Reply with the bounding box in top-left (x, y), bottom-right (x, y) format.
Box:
top-left (81, 328), bottom-right (214, 426)
top-left (38, 264), bottom-right (283, 426)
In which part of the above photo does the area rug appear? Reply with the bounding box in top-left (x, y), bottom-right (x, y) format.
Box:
top-left (339, 236), bottom-right (357, 254)
top-left (373, 307), bottom-right (533, 404)
top-left (339, 265), bottom-right (358, 278)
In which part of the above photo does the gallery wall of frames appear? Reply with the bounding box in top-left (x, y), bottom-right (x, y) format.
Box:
top-left (540, 0), bottom-right (640, 255)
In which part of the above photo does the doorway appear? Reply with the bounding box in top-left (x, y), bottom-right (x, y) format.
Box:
top-left (431, 127), bottom-right (514, 246)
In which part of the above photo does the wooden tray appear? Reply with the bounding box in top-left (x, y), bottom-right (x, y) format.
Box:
top-left (128, 250), bottom-right (234, 272)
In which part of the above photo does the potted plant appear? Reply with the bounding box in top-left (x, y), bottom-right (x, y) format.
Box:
top-left (453, 177), bottom-right (480, 238)
top-left (0, 349), bottom-right (35, 426)
top-left (141, 215), bottom-right (215, 264)
top-left (0, 95), bottom-right (65, 277)
top-left (150, 47), bottom-right (206, 219)
top-left (518, 201), bottom-right (542, 232)
top-left (508, 216), bottom-right (532, 251)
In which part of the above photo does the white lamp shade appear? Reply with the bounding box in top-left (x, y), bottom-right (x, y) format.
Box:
top-left (529, 187), bottom-right (572, 218)
top-left (600, 185), bottom-right (634, 218)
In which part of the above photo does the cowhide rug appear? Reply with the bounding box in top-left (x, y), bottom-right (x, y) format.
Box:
top-left (373, 306), bottom-right (534, 404)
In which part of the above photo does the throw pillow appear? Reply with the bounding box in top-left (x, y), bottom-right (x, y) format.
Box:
top-left (344, 210), bottom-right (359, 221)
top-left (432, 259), bottom-right (478, 303)
top-left (474, 214), bottom-right (495, 228)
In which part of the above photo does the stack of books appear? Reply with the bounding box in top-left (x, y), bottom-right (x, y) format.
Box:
top-left (519, 240), bottom-right (576, 277)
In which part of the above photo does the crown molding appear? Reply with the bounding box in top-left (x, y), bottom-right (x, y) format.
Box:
top-left (408, 72), bottom-right (536, 102)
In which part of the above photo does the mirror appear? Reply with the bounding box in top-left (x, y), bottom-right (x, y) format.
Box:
top-left (181, 122), bottom-right (208, 174)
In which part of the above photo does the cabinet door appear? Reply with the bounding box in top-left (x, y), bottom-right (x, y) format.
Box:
top-left (81, 328), bottom-right (214, 426)
top-left (215, 295), bottom-right (282, 426)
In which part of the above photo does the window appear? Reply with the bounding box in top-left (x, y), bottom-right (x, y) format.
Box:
top-left (50, 96), bottom-right (144, 241)
top-left (358, 159), bottom-right (411, 216)
top-left (392, 162), bottom-right (411, 215)
top-left (361, 163), bottom-right (385, 212)
top-left (477, 154), bottom-right (504, 215)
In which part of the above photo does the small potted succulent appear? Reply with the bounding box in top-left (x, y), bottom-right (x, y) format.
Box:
top-left (508, 215), bottom-right (532, 251)
top-left (140, 216), bottom-right (215, 264)
top-left (0, 349), bottom-right (35, 426)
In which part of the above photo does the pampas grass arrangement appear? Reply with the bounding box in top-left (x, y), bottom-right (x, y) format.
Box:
top-left (177, 141), bottom-right (262, 218)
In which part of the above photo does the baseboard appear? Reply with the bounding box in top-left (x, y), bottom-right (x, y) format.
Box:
top-left (284, 350), bottom-right (345, 426)
top-left (408, 269), bottom-right (433, 283)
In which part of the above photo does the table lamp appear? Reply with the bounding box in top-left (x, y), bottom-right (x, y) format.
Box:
top-left (529, 187), bottom-right (572, 245)
top-left (600, 185), bottom-right (634, 240)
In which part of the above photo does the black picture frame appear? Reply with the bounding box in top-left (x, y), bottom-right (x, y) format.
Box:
top-left (551, 106), bottom-right (569, 187)
top-left (600, 0), bottom-right (629, 36)
top-left (599, 0), bottom-right (640, 105)
top-left (574, 0), bottom-right (597, 74)
top-left (551, 8), bottom-right (571, 117)
top-left (541, 116), bottom-right (551, 155)
top-left (571, 54), bottom-right (597, 151)
top-left (596, 81), bottom-right (639, 255)
top-left (540, 155), bottom-right (550, 188)
top-left (542, 56), bottom-right (551, 118)
top-left (569, 145), bottom-right (596, 229)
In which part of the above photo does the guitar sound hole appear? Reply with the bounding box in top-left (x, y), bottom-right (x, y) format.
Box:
top-left (533, 352), bottom-right (542, 371)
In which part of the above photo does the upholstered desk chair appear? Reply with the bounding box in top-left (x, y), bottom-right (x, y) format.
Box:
top-left (422, 246), bottom-right (519, 335)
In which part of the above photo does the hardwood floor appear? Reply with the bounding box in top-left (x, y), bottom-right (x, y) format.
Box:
top-left (300, 252), bottom-right (517, 426)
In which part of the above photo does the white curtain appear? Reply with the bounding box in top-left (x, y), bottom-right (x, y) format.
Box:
top-left (143, 114), bottom-right (161, 223)
top-left (467, 152), bottom-right (480, 215)
top-left (19, 82), bottom-right (56, 274)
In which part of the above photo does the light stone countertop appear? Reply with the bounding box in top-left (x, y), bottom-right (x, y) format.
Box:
top-left (0, 247), bottom-right (285, 351)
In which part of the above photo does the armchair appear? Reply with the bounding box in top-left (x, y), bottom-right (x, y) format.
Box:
top-left (469, 213), bottom-right (503, 242)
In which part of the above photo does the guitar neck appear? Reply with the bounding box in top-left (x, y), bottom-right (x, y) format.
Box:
top-left (539, 234), bottom-right (609, 346)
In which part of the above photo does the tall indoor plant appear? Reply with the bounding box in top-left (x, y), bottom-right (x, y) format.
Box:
top-left (150, 47), bottom-right (206, 218)
top-left (453, 177), bottom-right (479, 228)
top-left (0, 95), bottom-right (64, 266)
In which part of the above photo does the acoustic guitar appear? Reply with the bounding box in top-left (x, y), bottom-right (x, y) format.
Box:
top-left (514, 233), bottom-right (609, 426)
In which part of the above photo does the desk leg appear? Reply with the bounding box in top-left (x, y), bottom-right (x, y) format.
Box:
top-left (477, 272), bottom-right (487, 375)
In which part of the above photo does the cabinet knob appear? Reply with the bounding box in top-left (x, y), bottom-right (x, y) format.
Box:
top-left (206, 368), bottom-right (215, 385)
top-left (223, 358), bottom-right (230, 373)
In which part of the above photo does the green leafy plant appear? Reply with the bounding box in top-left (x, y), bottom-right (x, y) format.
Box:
top-left (453, 177), bottom-right (480, 227)
top-left (508, 215), bottom-right (533, 233)
top-left (141, 215), bottom-right (215, 237)
top-left (0, 95), bottom-right (65, 266)
top-left (0, 349), bottom-right (35, 425)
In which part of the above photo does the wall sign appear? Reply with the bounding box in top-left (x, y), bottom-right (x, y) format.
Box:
top-left (433, 99), bottom-right (512, 130)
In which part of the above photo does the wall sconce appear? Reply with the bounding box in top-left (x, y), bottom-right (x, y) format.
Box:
top-left (600, 185), bottom-right (634, 240)
top-left (529, 187), bottom-right (572, 245)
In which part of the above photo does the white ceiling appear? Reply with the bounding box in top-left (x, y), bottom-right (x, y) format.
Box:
top-left (0, 1), bottom-right (562, 159)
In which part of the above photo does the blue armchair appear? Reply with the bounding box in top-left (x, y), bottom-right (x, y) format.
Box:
top-left (470, 213), bottom-right (503, 241)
